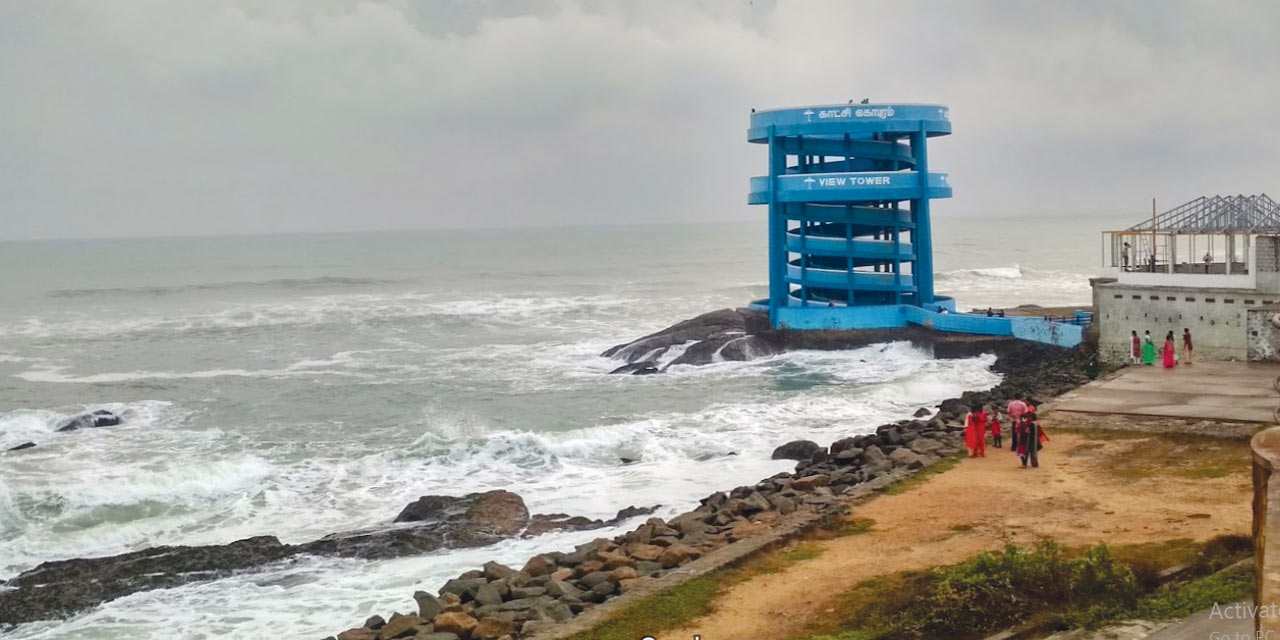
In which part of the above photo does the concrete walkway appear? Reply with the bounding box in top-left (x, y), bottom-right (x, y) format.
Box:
top-left (1054, 361), bottom-right (1280, 423)
top-left (1142, 602), bottom-right (1251, 639)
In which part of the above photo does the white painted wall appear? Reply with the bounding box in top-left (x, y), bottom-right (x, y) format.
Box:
top-left (1093, 283), bottom-right (1277, 365)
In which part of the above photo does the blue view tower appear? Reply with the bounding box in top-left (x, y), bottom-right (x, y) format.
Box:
top-left (748, 103), bottom-right (954, 329)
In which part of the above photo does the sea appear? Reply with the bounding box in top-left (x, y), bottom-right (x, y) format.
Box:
top-left (0, 214), bottom-right (1108, 639)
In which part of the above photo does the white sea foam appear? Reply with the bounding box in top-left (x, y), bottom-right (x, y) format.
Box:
top-left (0, 293), bottom-right (643, 341)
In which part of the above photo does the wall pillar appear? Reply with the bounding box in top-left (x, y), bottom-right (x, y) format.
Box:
top-left (1252, 427), bottom-right (1280, 637)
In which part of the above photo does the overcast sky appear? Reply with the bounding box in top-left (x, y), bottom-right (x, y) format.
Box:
top-left (2, 0), bottom-right (1278, 240)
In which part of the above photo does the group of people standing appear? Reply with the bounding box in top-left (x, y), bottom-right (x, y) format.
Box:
top-left (962, 396), bottom-right (1047, 468)
top-left (1130, 328), bottom-right (1193, 368)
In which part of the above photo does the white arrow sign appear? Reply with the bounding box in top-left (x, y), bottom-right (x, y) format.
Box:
top-left (802, 109), bottom-right (814, 122)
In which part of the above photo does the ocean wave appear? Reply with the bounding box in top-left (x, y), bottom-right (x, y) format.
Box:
top-left (48, 276), bottom-right (401, 299)
top-left (936, 265), bottom-right (1026, 280)
top-left (2, 293), bottom-right (642, 341)
top-left (0, 344), bottom-right (998, 582)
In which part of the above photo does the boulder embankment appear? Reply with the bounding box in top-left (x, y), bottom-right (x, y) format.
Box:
top-left (0, 491), bottom-right (655, 627)
top-left (327, 338), bottom-right (1091, 640)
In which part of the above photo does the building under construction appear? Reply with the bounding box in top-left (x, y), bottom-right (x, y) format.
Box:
top-left (1093, 194), bottom-right (1280, 364)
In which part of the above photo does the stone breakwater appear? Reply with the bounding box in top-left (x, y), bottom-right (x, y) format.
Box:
top-left (327, 339), bottom-right (1091, 640)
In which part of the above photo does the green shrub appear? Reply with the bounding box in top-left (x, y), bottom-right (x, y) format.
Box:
top-left (886, 541), bottom-right (1140, 638)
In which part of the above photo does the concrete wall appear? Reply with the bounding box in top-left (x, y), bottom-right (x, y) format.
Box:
top-left (775, 303), bottom-right (1084, 348)
top-left (1093, 282), bottom-right (1273, 365)
top-left (1247, 306), bottom-right (1280, 362)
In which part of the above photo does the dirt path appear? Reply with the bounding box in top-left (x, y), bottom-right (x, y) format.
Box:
top-left (658, 419), bottom-right (1252, 640)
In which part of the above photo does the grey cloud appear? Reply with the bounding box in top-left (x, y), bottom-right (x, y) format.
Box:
top-left (1, 0), bottom-right (1277, 240)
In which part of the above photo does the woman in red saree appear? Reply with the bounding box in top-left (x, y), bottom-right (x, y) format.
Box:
top-left (1162, 331), bottom-right (1176, 368)
top-left (964, 404), bottom-right (987, 457)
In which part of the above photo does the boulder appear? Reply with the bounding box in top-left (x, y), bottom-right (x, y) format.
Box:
top-left (792, 475), bottom-right (830, 491)
top-left (337, 629), bottom-right (376, 640)
top-left (908, 437), bottom-right (944, 455)
top-left (378, 613), bottom-right (421, 639)
top-left (481, 561), bottom-right (518, 582)
top-left (834, 447), bottom-right (863, 462)
top-left (658, 544), bottom-right (701, 568)
top-left (738, 492), bottom-right (771, 514)
top-left (888, 448), bottom-right (928, 469)
top-left (522, 555), bottom-right (556, 576)
top-left (415, 591), bottom-right (445, 620)
top-left (7, 442), bottom-right (35, 451)
top-left (432, 612), bottom-right (478, 638)
top-left (472, 617), bottom-right (517, 640)
top-left (473, 583), bottom-right (502, 607)
top-left (771, 440), bottom-right (822, 461)
top-left (54, 409), bottom-right (121, 432)
top-left (913, 407), bottom-right (932, 417)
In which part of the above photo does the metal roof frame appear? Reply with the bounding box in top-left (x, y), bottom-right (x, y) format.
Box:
top-left (1126, 194), bottom-right (1280, 234)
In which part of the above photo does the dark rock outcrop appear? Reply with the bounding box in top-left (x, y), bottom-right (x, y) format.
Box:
top-left (7, 441), bottom-right (36, 451)
top-left (0, 536), bottom-right (292, 626)
top-left (770, 440), bottom-right (822, 461)
top-left (609, 362), bottom-right (660, 375)
top-left (0, 490), bottom-right (633, 626)
top-left (54, 409), bottom-right (121, 432)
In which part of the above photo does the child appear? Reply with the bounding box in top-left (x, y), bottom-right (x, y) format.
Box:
top-left (988, 405), bottom-right (1003, 448)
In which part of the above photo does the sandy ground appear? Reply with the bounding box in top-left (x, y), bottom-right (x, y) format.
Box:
top-left (657, 417), bottom-right (1252, 640)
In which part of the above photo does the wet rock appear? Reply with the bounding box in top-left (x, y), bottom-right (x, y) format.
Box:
top-left (7, 441), bottom-right (35, 451)
top-left (364, 615), bottom-right (387, 630)
top-left (716, 335), bottom-right (784, 361)
top-left (913, 407), bottom-right (932, 418)
top-left (609, 361), bottom-right (660, 375)
top-left (0, 535), bottom-right (293, 626)
top-left (54, 409), bottom-right (121, 432)
top-left (771, 440), bottom-right (822, 461)
top-left (337, 629), bottom-right (376, 640)
top-left (602, 309), bottom-right (749, 363)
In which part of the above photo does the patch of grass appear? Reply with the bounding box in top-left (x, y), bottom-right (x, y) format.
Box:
top-left (750, 543), bottom-right (827, 576)
top-left (1135, 562), bottom-right (1252, 620)
top-left (1061, 429), bottom-right (1250, 482)
top-left (562, 566), bottom-right (739, 640)
top-left (1109, 539), bottom-right (1201, 589)
top-left (794, 536), bottom-right (1255, 640)
top-left (882, 453), bottom-right (963, 496)
top-left (817, 514), bottom-right (877, 538)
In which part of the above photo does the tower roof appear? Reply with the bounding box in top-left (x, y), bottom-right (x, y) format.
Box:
top-left (1127, 194), bottom-right (1280, 233)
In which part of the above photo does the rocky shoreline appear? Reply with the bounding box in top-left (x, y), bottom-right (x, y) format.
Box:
top-left (322, 328), bottom-right (1092, 640)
